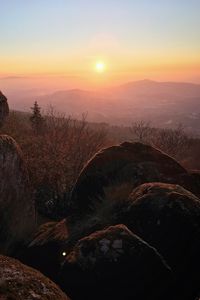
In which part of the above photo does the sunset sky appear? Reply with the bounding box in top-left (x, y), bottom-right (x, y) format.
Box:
top-left (0, 0), bottom-right (200, 88)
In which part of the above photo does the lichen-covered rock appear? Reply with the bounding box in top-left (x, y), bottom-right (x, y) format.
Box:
top-left (121, 182), bottom-right (200, 299)
top-left (0, 135), bottom-right (36, 255)
top-left (18, 219), bottom-right (69, 281)
top-left (0, 91), bottom-right (9, 127)
top-left (0, 255), bottom-right (69, 299)
top-left (60, 224), bottom-right (173, 300)
top-left (70, 142), bottom-right (189, 217)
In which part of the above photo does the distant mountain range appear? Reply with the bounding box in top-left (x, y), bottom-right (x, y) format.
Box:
top-left (6, 79), bottom-right (200, 132)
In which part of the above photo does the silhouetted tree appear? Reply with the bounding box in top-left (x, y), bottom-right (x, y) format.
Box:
top-left (30, 101), bottom-right (44, 134)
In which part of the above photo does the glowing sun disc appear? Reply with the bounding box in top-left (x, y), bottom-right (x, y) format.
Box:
top-left (95, 62), bottom-right (106, 73)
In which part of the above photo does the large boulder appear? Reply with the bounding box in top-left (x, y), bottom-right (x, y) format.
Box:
top-left (0, 255), bottom-right (69, 299)
top-left (70, 142), bottom-right (191, 218)
top-left (0, 91), bottom-right (9, 127)
top-left (0, 135), bottom-right (36, 255)
top-left (60, 224), bottom-right (173, 300)
top-left (120, 182), bottom-right (200, 299)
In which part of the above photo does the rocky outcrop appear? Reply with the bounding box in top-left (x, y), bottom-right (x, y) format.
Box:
top-left (0, 91), bottom-right (9, 127)
top-left (0, 135), bottom-right (36, 255)
top-left (19, 182), bottom-right (200, 299)
top-left (60, 224), bottom-right (173, 300)
top-left (21, 143), bottom-right (200, 287)
top-left (15, 142), bottom-right (200, 300)
top-left (0, 255), bottom-right (69, 299)
top-left (121, 182), bottom-right (200, 299)
top-left (70, 142), bottom-right (192, 218)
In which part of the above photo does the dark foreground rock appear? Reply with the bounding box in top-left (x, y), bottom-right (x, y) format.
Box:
top-left (17, 143), bottom-right (200, 300)
top-left (22, 167), bottom-right (200, 291)
top-left (70, 142), bottom-right (192, 218)
top-left (0, 91), bottom-right (9, 127)
top-left (0, 135), bottom-right (36, 255)
top-left (121, 182), bottom-right (200, 299)
top-left (0, 255), bottom-right (69, 299)
top-left (60, 224), bottom-right (173, 300)
top-left (18, 219), bottom-right (69, 281)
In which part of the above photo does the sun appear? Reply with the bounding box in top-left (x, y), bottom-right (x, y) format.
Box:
top-left (95, 61), bottom-right (106, 73)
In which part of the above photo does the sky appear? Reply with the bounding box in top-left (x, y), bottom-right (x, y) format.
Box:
top-left (0, 0), bottom-right (200, 89)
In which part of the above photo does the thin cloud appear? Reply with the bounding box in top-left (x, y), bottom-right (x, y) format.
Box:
top-left (0, 76), bottom-right (31, 80)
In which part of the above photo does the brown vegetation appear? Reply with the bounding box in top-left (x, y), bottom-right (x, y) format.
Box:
top-left (1, 104), bottom-right (200, 220)
top-left (0, 108), bottom-right (108, 219)
top-left (130, 121), bottom-right (190, 160)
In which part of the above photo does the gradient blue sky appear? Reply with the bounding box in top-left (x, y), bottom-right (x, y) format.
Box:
top-left (0, 0), bottom-right (200, 84)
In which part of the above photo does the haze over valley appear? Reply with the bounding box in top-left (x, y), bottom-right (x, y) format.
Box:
top-left (2, 78), bottom-right (200, 133)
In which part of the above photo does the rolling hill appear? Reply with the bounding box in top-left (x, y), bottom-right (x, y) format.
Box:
top-left (5, 80), bottom-right (200, 132)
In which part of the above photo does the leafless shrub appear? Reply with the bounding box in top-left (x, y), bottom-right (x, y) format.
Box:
top-left (1, 107), bottom-right (108, 218)
top-left (130, 120), bottom-right (154, 143)
top-left (36, 107), bottom-right (108, 193)
top-left (28, 108), bottom-right (108, 218)
top-left (151, 124), bottom-right (190, 159)
top-left (130, 121), bottom-right (190, 160)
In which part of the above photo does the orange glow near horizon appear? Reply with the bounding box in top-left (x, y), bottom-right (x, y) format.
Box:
top-left (0, 50), bottom-right (199, 77)
top-left (0, 52), bottom-right (200, 89)
top-left (1, 1), bottom-right (199, 88)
